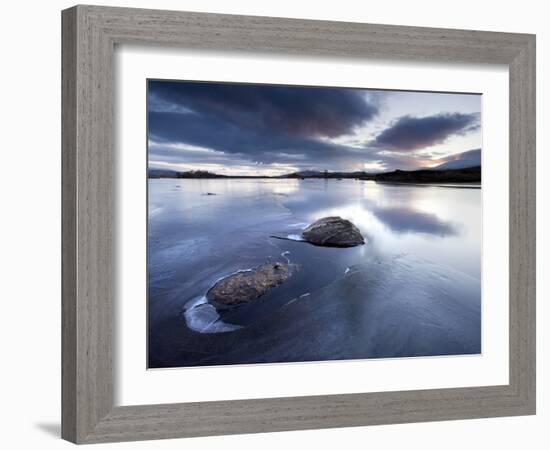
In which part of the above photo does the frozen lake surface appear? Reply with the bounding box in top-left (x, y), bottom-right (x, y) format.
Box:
top-left (148, 178), bottom-right (481, 368)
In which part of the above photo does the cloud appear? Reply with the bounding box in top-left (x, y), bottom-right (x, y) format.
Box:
top-left (147, 81), bottom-right (388, 174)
top-left (148, 112), bottom-right (364, 167)
top-left (147, 80), bottom-right (481, 174)
top-left (149, 80), bottom-right (379, 139)
top-left (371, 113), bottom-right (480, 152)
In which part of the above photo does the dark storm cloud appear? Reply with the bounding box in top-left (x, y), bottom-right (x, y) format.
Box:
top-left (372, 113), bottom-right (480, 152)
top-left (147, 81), bottom-right (480, 173)
top-left (148, 110), bottom-right (364, 166)
top-left (149, 80), bottom-right (379, 139)
top-left (147, 81), bottom-right (385, 171)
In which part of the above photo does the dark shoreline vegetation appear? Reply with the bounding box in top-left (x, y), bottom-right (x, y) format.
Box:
top-left (148, 165), bottom-right (481, 184)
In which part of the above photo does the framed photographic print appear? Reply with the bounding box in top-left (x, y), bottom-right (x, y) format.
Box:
top-left (62, 5), bottom-right (536, 444)
top-left (146, 80), bottom-right (484, 369)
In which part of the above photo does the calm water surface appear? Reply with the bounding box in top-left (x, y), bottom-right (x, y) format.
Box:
top-left (148, 179), bottom-right (481, 368)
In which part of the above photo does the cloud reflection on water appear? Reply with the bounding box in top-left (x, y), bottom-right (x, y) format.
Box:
top-left (276, 180), bottom-right (458, 238)
top-left (372, 206), bottom-right (458, 237)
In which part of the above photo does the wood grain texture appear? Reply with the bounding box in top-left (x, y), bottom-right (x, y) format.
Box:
top-left (508, 36), bottom-right (536, 408)
top-left (61, 4), bottom-right (536, 444)
top-left (61, 7), bottom-right (77, 443)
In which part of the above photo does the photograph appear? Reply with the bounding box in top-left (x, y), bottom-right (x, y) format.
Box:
top-left (1, 0), bottom-right (541, 446)
top-left (147, 79), bottom-right (482, 369)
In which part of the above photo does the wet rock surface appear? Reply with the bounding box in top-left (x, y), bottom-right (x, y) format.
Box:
top-left (302, 216), bottom-right (364, 247)
top-left (206, 262), bottom-right (291, 307)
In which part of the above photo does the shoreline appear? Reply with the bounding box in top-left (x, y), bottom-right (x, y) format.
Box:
top-left (149, 177), bottom-right (482, 189)
top-left (149, 166), bottom-right (482, 185)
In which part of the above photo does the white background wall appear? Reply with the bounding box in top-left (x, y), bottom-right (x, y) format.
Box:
top-left (0, 0), bottom-right (546, 448)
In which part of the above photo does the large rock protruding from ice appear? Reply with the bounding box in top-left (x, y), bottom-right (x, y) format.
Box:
top-left (302, 216), bottom-right (364, 247)
top-left (207, 262), bottom-right (291, 307)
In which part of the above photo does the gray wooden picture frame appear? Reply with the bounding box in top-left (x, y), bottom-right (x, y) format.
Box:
top-left (61, 4), bottom-right (536, 444)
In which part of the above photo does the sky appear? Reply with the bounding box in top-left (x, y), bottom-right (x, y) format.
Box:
top-left (147, 80), bottom-right (482, 176)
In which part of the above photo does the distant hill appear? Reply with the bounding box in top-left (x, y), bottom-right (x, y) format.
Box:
top-left (374, 166), bottom-right (481, 183)
top-left (175, 170), bottom-right (227, 179)
top-left (283, 170), bottom-right (371, 179)
top-left (148, 169), bottom-right (179, 178)
top-left (283, 170), bottom-right (324, 178)
top-left (148, 169), bottom-right (227, 179)
top-left (149, 166), bottom-right (481, 183)
top-left (433, 149), bottom-right (481, 170)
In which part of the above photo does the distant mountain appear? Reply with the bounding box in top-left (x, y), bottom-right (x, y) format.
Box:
top-left (433, 149), bottom-right (481, 170)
